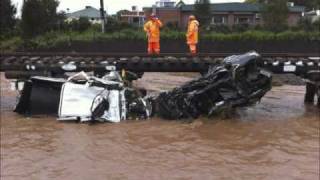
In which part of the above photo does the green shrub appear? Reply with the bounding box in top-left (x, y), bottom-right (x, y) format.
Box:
top-left (208, 25), bottom-right (232, 33)
top-left (161, 30), bottom-right (185, 40)
top-left (232, 24), bottom-right (250, 32)
top-left (1, 29), bottom-right (319, 52)
top-left (0, 36), bottom-right (22, 52)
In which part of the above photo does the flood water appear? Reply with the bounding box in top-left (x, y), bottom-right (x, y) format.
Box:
top-left (1, 73), bottom-right (319, 180)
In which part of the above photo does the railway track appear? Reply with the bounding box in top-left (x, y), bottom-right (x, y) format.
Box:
top-left (1, 52), bottom-right (319, 107)
top-left (0, 52), bottom-right (319, 79)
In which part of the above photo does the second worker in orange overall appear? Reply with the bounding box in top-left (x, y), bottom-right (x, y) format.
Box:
top-left (144, 13), bottom-right (163, 55)
top-left (186, 15), bottom-right (200, 55)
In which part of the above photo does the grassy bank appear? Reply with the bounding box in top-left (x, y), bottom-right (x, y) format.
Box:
top-left (1, 29), bottom-right (319, 52)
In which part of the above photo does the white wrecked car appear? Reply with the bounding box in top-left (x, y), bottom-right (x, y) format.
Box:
top-left (14, 71), bottom-right (152, 123)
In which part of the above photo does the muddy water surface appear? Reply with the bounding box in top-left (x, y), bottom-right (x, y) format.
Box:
top-left (1, 73), bottom-right (319, 180)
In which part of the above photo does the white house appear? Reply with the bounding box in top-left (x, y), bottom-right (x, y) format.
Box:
top-left (303, 10), bottom-right (320, 23)
top-left (66, 6), bottom-right (106, 24)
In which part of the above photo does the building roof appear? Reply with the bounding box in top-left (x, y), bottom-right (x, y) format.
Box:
top-left (143, 7), bottom-right (178, 11)
top-left (288, 5), bottom-right (306, 13)
top-left (181, 3), bottom-right (305, 13)
top-left (176, 0), bottom-right (186, 7)
top-left (67, 6), bottom-right (103, 19)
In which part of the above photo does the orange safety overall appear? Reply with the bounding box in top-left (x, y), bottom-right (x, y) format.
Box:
top-left (186, 20), bottom-right (199, 55)
top-left (144, 19), bottom-right (163, 55)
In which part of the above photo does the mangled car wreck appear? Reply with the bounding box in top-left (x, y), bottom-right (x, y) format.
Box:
top-left (14, 71), bottom-right (152, 123)
top-left (156, 52), bottom-right (272, 119)
top-left (13, 51), bottom-right (272, 122)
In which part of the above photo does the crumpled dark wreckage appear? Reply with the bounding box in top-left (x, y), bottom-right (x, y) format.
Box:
top-left (13, 51), bottom-right (272, 122)
top-left (155, 51), bottom-right (272, 120)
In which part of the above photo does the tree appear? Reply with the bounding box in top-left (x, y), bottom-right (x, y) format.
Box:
top-left (56, 11), bottom-right (67, 31)
top-left (0, 0), bottom-right (17, 36)
top-left (262, 0), bottom-right (289, 32)
top-left (78, 17), bottom-right (91, 32)
top-left (21, 0), bottom-right (60, 37)
top-left (68, 17), bottom-right (91, 32)
top-left (194, 0), bottom-right (211, 27)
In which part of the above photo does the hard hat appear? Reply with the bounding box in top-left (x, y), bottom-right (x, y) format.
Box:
top-left (150, 13), bottom-right (156, 18)
top-left (189, 15), bottom-right (196, 20)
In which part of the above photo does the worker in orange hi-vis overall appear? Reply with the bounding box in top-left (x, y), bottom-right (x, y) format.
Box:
top-left (186, 15), bottom-right (199, 55)
top-left (143, 13), bottom-right (163, 55)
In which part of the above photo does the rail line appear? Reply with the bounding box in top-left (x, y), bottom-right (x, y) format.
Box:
top-left (1, 52), bottom-right (319, 58)
top-left (0, 52), bottom-right (319, 79)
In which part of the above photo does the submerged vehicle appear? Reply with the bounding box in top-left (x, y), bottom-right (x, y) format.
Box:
top-left (13, 51), bottom-right (273, 122)
top-left (156, 51), bottom-right (272, 119)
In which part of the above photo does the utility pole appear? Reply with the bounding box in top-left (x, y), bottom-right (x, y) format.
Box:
top-left (100, 0), bottom-right (106, 33)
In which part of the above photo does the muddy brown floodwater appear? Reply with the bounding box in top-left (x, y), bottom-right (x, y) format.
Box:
top-left (1, 73), bottom-right (319, 180)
